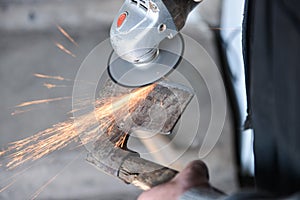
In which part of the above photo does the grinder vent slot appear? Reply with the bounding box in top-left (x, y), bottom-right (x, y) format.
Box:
top-left (139, 4), bottom-right (148, 11)
top-left (131, 0), bottom-right (137, 4)
top-left (130, 0), bottom-right (148, 12)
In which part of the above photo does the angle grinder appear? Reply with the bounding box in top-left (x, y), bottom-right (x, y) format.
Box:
top-left (108, 0), bottom-right (202, 87)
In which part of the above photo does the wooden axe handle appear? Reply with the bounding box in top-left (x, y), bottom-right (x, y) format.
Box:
top-left (118, 156), bottom-right (178, 190)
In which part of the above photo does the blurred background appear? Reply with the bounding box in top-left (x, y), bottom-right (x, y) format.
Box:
top-left (0, 0), bottom-right (251, 199)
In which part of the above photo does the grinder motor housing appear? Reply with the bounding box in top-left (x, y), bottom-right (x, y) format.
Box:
top-left (109, 0), bottom-right (201, 87)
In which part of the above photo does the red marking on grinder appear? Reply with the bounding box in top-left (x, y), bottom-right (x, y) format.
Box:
top-left (117, 12), bottom-right (127, 28)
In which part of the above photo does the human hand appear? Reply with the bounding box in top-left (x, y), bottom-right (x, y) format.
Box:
top-left (138, 160), bottom-right (221, 200)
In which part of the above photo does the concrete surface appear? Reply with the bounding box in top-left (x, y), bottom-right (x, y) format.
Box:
top-left (0, 0), bottom-right (237, 199)
top-left (0, 0), bottom-right (122, 31)
top-left (0, 0), bottom-right (221, 31)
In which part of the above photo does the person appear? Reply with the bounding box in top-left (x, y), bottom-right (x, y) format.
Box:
top-left (138, 0), bottom-right (300, 199)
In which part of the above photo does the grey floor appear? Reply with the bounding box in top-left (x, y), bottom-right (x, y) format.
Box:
top-left (0, 1), bottom-right (238, 199)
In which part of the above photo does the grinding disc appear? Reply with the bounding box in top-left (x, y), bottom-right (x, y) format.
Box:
top-left (108, 33), bottom-right (184, 87)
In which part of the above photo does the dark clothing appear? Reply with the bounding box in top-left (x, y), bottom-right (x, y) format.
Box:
top-left (244, 0), bottom-right (300, 196)
top-left (181, 0), bottom-right (300, 199)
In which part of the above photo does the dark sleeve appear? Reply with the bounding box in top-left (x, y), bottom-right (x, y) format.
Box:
top-left (244, 0), bottom-right (300, 196)
top-left (181, 1), bottom-right (300, 199)
top-left (180, 188), bottom-right (300, 200)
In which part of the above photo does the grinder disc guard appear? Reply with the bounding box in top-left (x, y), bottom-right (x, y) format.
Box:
top-left (108, 33), bottom-right (184, 87)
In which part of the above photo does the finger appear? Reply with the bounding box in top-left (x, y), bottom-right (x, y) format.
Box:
top-left (138, 160), bottom-right (210, 200)
top-left (175, 160), bottom-right (210, 189)
top-left (186, 160), bottom-right (209, 180)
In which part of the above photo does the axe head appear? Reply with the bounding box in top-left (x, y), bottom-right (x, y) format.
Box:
top-left (86, 80), bottom-right (194, 188)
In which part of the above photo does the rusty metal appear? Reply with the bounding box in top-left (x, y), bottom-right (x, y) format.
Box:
top-left (86, 80), bottom-right (194, 190)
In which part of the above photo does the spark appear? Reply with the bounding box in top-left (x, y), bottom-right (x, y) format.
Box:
top-left (43, 83), bottom-right (56, 89)
top-left (115, 133), bottom-right (128, 148)
top-left (55, 42), bottom-right (76, 58)
top-left (1, 165), bottom-right (33, 184)
top-left (34, 73), bottom-right (96, 85)
top-left (43, 83), bottom-right (68, 89)
top-left (0, 178), bottom-right (17, 193)
top-left (34, 73), bottom-right (66, 81)
top-left (56, 25), bottom-right (79, 47)
top-left (15, 97), bottom-right (71, 108)
top-left (11, 108), bottom-right (35, 116)
top-left (0, 164), bottom-right (35, 193)
top-left (67, 108), bottom-right (81, 114)
top-left (29, 152), bottom-right (82, 200)
top-left (1, 84), bottom-right (155, 169)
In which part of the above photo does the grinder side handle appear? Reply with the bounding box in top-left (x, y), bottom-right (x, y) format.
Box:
top-left (118, 156), bottom-right (178, 190)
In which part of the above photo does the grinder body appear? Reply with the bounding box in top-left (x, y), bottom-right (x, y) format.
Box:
top-left (109, 0), bottom-right (201, 87)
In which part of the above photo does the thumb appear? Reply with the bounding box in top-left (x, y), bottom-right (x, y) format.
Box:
top-left (174, 160), bottom-right (210, 190)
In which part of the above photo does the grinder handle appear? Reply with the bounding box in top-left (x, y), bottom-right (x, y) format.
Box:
top-left (161, 0), bottom-right (202, 30)
top-left (118, 156), bottom-right (178, 190)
